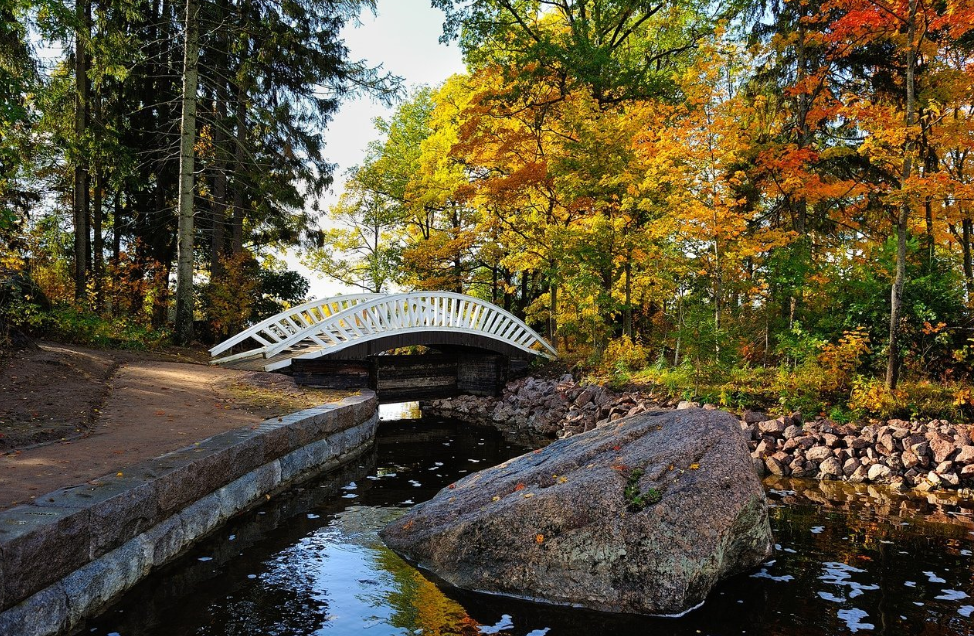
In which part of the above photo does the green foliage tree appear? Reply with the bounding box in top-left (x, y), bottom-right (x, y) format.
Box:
top-left (0, 0), bottom-right (37, 234)
top-left (4, 0), bottom-right (401, 345)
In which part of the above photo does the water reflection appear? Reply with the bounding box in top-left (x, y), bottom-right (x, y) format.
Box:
top-left (379, 401), bottom-right (422, 421)
top-left (765, 476), bottom-right (974, 531)
top-left (84, 417), bottom-right (974, 636)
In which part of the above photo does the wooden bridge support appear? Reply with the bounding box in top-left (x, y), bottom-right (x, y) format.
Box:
top-left (291, 353), bottom-right (521, 403)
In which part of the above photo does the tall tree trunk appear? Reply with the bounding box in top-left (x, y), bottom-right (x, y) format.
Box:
top-left (886, 0), bottom-right (918, 391)
top-left (210, 121), bottom-right (228, 276)
top-left (231, 85), bottom-right (246, 254)
top-left (174, 0), bottom-right (200, 345)
top-left (112, 190), bottom-right (121, 262)
top-left (962, 217), bottom-right (973, 301)
top-left (923, 145), bottom-right (937, 269)
top-left (491, 266), bottom-right (498, 305)
top-left (93, 170), bottom-right (104, 307)
top-left (210, 0), bottom-right (229, 276)
top-left (92, 80), bottom-right (104, 309)
top-left (548, 279), bottom-right (558, 351)
top-left (503, 271), bottom-right (512, 312)
top-left (73, 0), bottom-right (91, 301)
top-left (211, 95), bottom-right (228, 275)
top-left (623, 257), bottom-right (632, 339)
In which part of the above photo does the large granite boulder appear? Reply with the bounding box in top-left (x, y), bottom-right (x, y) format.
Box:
top-left (380, 408), bottom-right (773, 616)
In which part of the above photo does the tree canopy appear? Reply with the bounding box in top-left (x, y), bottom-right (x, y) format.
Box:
top-left (313, 0), bottom-right (974, 418)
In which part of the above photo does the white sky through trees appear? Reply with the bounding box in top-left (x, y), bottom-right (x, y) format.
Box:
top-left (294, 0), bottom-right (465, 298)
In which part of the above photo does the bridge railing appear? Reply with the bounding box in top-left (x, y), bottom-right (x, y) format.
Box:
top-left (208, 293), bottom-right (382, 365)
top-left (211, 291), bottom-right (557, 370)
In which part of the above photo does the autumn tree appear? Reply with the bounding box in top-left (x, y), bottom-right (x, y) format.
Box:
top-left (822, 0), bottom-right (974, 388)
top-left (305, 163), bottom-right (403, 293)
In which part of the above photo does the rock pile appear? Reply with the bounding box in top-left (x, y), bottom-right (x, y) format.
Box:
top-left (425, 375), bottom-right (659, 440)
top-left (426, 376), bottom-right (974, 493)
top-left (744, 413), bottom-right (974, 491)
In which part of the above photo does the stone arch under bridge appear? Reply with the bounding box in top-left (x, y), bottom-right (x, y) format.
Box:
top-left (210, 292), bottom-right (557, 402)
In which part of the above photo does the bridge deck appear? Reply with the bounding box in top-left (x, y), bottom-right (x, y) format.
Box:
top-left (219, 344), bottom-right (324, 372)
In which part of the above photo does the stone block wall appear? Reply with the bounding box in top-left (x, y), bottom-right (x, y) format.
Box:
top-left (0, 392), bottom-right (378, 636)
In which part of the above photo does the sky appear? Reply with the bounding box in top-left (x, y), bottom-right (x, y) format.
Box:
top-left (290, 0), bottom-right (467, 299)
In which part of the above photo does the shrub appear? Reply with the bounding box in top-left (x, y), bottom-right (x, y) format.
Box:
top-left (771, 363), bottom-right (830, 415)
top-left (817, 327), bottom-right (871, 392)
top-left (41, 306), bottom-right (169, 349)
top-left (204, 252), bottom-right (260, 338)
top-left (601, 336), bottom-right (649, 374)
top-left (848, 377), bottom-right (907, 420)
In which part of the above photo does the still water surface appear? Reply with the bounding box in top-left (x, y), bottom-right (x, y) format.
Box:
top-left (85, 409), bottom-right (974, 635)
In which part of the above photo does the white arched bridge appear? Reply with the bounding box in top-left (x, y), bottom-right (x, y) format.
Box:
top-left (210, 292), bottom-right (556, 401)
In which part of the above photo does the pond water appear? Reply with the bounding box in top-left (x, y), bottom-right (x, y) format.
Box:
top-left (84, 410), bottom-right (974, 636)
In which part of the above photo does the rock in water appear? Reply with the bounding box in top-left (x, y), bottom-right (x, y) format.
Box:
top-left (380, 409), bottom-right (773, 616)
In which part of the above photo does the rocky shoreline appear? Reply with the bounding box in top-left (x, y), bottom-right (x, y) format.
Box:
top-left (423, 376), bottom-right (974, 495)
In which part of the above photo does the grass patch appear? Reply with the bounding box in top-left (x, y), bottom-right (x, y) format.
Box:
top-left (623, 468), bottom-right (663, 512)
top-left (221, 377), bottom-right (356, 419)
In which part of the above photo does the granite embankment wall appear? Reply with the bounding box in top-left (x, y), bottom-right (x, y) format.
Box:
top-left (0, 392), bottom-right (378, 636)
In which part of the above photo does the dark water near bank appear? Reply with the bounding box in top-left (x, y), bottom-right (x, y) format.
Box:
top-left (85, 410), bottom-right (974, 636)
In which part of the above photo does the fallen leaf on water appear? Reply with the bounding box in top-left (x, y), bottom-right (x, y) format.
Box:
top-left (116, 472), bottom-right (123, 477)
top-left (535, 533), bottom-right (544, 544)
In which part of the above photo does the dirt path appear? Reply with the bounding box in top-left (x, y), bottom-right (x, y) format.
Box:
top-left (0, 343), bottom-right (350, 509)
top-left (0, 342), bottom-right (122, 450)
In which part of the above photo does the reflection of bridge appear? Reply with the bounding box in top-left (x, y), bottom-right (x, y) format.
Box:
top-left (210, 292), bottom-right (557, 402)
